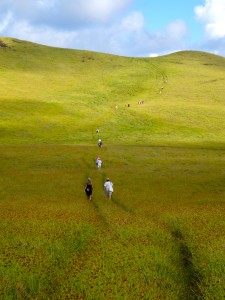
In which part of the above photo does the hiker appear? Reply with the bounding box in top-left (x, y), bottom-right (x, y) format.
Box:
top-left (84, 177), bottom-right (93, 200)
top-left (104, 178), bottom-right (113, 199)
top-left (96, 158), bottom-right (102, 169)
top-left (96, 129), bottom-right (99, 134)
top-left (96, 156), bottom-right (100, 165)
top-left (98, 139), bottom-right (103, 148)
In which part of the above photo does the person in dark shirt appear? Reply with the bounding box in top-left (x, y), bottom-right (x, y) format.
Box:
top-left (98, 139), bottom-right (103, 148)
top-left (84, 177), bottom-right (93, 201)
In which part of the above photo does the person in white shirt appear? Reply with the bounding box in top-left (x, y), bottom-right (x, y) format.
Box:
top-left (97, 158), bottom-right (102, 169)
top-left (96, 156), bottom-right (100, 165)
top-left (104, 178), bottom-right (113, 199)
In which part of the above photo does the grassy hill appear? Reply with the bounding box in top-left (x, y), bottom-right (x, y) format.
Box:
top-left (1, 36), bottom-right (225, 147)
top-left (0, 37), bottom-right (225, 299)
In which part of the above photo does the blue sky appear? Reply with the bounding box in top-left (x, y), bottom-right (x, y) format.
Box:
top-left (135, 1), bottom-right (203, 40)
top-left (1, 0), bottom-right (225, 57)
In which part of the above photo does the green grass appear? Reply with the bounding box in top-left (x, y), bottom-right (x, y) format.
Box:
top-left (0, 145), bottom-right (225, 299)
top-left (1, 37), bottom-right (225, 146)
top-left (0, 37), bottom-right (225, 299)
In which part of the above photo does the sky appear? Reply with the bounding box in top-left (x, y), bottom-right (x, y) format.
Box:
top-left (1, 0), bottom-right (225, 57)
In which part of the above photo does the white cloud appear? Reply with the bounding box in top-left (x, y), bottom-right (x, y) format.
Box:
top-left (195, 0), bottom-right (225, 38)
top-left (6, 20), bottom-right (78, 49)
top-left (121, 11), bottom-right (145, 31)
top-left (0, 11), bottom-right (12, 32)
top-left (0, 0), bottom-right (190, 57)
top-left (0, 0), bottom-right (133, 27)
top-left (79, 0), bottom-right (133, 22)
top-left (149, 53), bottom-right (159, 57)
top-left (1, 13), bottom-right (189, 57)
top-left (165, 19), bottom-right (188, 41)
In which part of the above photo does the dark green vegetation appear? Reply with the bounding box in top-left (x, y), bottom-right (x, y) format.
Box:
top-left (0, 37), bottom-right (225, 299)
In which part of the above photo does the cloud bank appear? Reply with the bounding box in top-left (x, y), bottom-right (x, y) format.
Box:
top-left (195, 0), bottom-right (225, 38)
top-left (194, 0), bottom-right (225, 55)
top-left (0, 0), bottom-right (225, 57)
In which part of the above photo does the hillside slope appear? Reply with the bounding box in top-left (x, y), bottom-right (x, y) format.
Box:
top-left (1, 38), bottom-right (225, 299)
top-left (1, 37), bottom-right (225, 147)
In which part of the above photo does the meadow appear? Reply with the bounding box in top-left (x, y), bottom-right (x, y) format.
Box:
top-left (0, 37), bottom-right (225, 299)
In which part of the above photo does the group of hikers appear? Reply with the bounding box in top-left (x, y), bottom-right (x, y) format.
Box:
top-left (84, 128), bottom-right (114, 201)
top-left (84, 177), bottom-right (114, 201)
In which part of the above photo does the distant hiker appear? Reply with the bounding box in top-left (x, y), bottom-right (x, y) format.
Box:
top-left (98, 139), bottom-right (103, 148)
top-left (96, 158), bottom-right (102, 169)
top-left (128, 103), bottom-right (130, 107)
top-left (96, 156), bottom-right (100, 165)
top-left (84, 177), bottom-right (93, 200)
top-left (96, 129), bottom-right (99, 134)
top-left (115, 105), bottom-right (118, 110)
top-left (104, 178), bottom-right (113, 199)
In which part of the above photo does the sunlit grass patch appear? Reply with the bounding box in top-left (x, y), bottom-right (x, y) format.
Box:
top-left (1, 38), bottom-right (225, 146)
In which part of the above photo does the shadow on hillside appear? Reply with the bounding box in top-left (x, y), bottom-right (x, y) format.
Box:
top-left (172, 229), bottom-right (204, 300)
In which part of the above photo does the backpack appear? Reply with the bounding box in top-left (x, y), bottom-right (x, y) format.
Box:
top-left (85, 184), bottom-right (92, 193)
